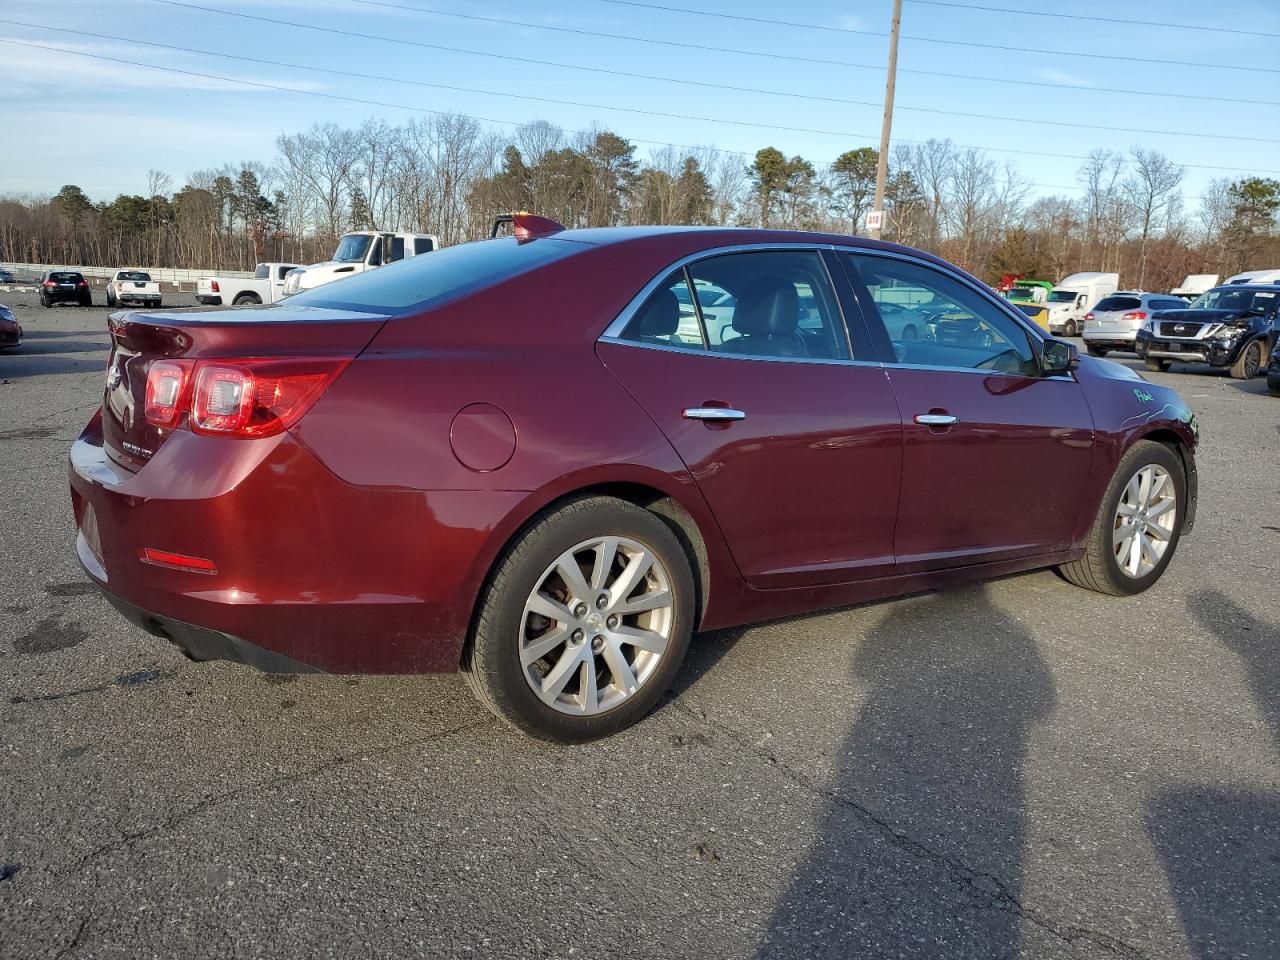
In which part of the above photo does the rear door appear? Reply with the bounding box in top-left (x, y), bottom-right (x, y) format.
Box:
top-left (598, 247), bottom-right (903, 588)
top-left (840, 251), bottom-right (1094, 572)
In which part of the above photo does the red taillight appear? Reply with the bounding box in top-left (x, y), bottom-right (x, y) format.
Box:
top-left (1121, 311), bottom-right (1147, 320)
top-left (1084, 312), bottom-right (1094, 321)
top-left (210, 280), bottom-right (220, 293)
top-left (139, 547), bottom-right (218, 574)
top-left (43, 280), bottom-right (56, 287)
top-left (144, 360), bottom-right (194, 428)
top-left (145, 357), bottom-right (347, 437)
top-left (78, 280), bottom-right (88, 288)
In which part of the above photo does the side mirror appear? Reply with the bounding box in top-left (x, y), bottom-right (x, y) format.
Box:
top-left (1042, 338), bottom-right (1079, 374)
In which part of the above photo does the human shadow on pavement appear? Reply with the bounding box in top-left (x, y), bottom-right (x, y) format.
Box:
top-left (757, 585), bottom-right (1056, 959)
top-left (1144, 590), bottom-right (1280, 960)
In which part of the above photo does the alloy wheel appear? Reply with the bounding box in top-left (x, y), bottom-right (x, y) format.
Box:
top-left (519, 536), bottom-right (675, 715)
top-left (1112, 464), bottom-right (1177, 578)
top-left (1242, 342), bottom-right (1261, 378)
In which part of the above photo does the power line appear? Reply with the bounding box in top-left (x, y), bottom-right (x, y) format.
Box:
top-left (151, 1), bottom-right (1276, 109)
top-left (11, 17), bottom-right (1275, 148)
top-left (3, 34), bottom-right (1273, 181)
top-left (908, 0), bottom-right (1280, 39)
top-left (580, 0), bottom-right (1280, 73)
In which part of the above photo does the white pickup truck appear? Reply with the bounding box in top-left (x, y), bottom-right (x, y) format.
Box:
top-left (281, 230), bottom-right (439, 297)
top-left (196, 262), bottom-right (302, 306)
top-left (105, 270), bottom-right (162, 308)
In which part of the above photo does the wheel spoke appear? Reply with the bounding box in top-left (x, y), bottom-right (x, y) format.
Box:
top-left (1144, 520), bottom-right (1170, 541)
top-left (614, 589), bottom-right (672, 615)
top-left (577, 657), bottom-right (598, 713)
top-left (613, 624), bottom-right (669, 656)
top-left (1124, 474), bottom-right (1142, 509)
top-left (609, 550), bottom-right (654, 605)
top-left (541, 644), bottom-right (585, 701)
top-left (521, 627), bottom-right (571, 666)
top-left (1127, 531), bottom-right (1143, 576)
top-left (1114, 524), bottom-right (1135, 550)
top-left (526, 592), bottom-right (574, 624)
top-left (1136, 467), bottom-right (1153, 508)
top-left (1146, 498), bottom-right (1175, 519)
top-left (1115, 502), bottom-right (1139, 518)
top-left (590, 536), bottom-right (619, 592)
top-left (601, 639), bottom-right (638, 695)
top-left (555, 552), bottom-right (593, 605)
top-left (1148, 470), bottom-right (1169, 501)
top-left (1139, 532), bottom-right (1159, 567)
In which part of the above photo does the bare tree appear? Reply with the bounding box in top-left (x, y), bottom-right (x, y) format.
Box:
top-left (1124, 148), bottom-right (1184, 289)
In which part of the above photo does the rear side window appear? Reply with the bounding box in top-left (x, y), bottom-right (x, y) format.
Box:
top-left (1095, 296), bottom-right (1141, 311)
top-left (288, 237), bottom-right (585, 314)
top-left (620, 250), bottom-right (851, 361)
top-left (254, 264), bottom-right (270, 279)
top-left (414, 237), bottom-right (435, 255)
top-left (1151, 299), bottom-right (1186, 311)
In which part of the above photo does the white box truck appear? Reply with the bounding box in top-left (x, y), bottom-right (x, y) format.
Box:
top-left (1170, 274), bottom-right (1219, 301)
top-left (1045, 272), bottom-right (1119, 336)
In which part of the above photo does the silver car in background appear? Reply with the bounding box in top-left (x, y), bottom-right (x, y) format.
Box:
top-left (1083, 292), bottom-right (1191, 356)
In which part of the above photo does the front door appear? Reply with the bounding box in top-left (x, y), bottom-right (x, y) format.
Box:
top-left (599, 248), bottom-right (903, 588)
top-left (842, 252), bottom-right (1095, 572)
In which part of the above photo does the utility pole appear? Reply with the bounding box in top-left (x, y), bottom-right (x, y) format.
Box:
top-left (870, 0), bottom-right (903, 241)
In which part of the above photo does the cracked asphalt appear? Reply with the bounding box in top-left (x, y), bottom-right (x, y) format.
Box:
top-left (2, 290), bottom-right (1278, 959)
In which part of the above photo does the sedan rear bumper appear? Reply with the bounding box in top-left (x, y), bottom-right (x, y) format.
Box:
top-left (68, 412), bottom-right (524, 674)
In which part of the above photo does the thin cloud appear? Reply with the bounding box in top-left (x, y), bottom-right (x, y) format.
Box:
top-left (0, 40), bottom-right (327, 94)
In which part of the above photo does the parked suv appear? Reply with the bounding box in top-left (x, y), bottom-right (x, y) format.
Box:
top-left (1082, 292), bottom-right (1190, 356)
top-left (1135, 284), bottom-right (1279, 379)
top-left (39, 271), bottom-right (92, 308)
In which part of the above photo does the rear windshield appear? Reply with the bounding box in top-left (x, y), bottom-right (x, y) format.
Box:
top-left (289, 237), bottom-right (587, 314)
top-left (119, 270), bottom-right (151, 282)
top-left (1095, 296), bottom-right (1140, 311)
top-left (50, 272), bottom-right (82, 281)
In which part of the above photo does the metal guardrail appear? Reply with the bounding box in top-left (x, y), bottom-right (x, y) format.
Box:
top-left (0, 261), bottom-right (254, 285)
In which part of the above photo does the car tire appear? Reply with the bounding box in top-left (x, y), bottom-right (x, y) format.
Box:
top-left (1066, 320), bottom-right (1078, 337)
top-left (462, 496), bottom-right (696, 742)
top-left (1057, 439), bottom-right (1186, 597)
top-left (901, 324), bottom-right (918, 341)
top-left (1086, 345), bottom-right (1108, 357)
top-left (154, 300), bottom-right (162, 308)
top-left (1229, 339), bottom-right (1263, 379)
top-left (106, 293), bottom-right (115, 308)
top-left (232, 294), bottom-right (261, 306)
top-left (1269, 380), bottom-right (1280, 398)
top-left (1144, 357), bottom-right (1169, 372)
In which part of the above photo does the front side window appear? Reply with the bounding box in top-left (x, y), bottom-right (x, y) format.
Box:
top-left (388, 237), bottom-right (406, 263)
top-left (848, 254), bottom-right (1039, 376)
top-left (277, 266), bottom-right (293, 280)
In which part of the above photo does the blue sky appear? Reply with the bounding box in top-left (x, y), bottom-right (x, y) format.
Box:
top-left (1, 0), bottom-right (1277, 208)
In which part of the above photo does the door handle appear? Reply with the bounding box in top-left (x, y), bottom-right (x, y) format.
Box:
top-left (683, 407), bottom-right (747, 422)
top-left (914, 413), bottom-right (958, 426)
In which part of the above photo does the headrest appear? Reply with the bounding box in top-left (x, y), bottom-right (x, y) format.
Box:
top-left (732, 279), bottom-right (799, 337)
top-left (635, 289), bottom-right (680, 337)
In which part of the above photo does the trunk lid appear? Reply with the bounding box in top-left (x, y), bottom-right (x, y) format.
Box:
top-left (102, 304), bottom-right (389, 472)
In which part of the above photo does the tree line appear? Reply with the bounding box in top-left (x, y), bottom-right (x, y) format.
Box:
top-left (1, 113), bottom-right (1276, 290)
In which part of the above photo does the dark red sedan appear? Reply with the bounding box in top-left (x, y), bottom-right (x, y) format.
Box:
top-left (70, 218), bottom-right (1199, 740)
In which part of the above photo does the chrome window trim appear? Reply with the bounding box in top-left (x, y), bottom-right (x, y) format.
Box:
top-left (597, 335), bottom-right (884, 369)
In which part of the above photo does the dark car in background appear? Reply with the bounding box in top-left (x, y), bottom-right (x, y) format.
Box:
top-left (1267, 327), bottom-right (1280, 397)
top-left (69, 218), bottom-right (1199, 741)
top-left (1136, 284), bottom-right (1279, 378)
top-left (0, 304), bottom-right (21, 349)
top-left (0, 269), bottom-right (15, 284)
top-left (39, 270), bottom-right (92, 308)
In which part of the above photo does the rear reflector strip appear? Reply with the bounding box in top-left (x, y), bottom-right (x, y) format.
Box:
top-left (139, 547), bottom-right (218, 575)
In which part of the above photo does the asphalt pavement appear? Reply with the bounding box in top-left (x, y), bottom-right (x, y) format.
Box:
top-left (1, 290), bottom-right (1277, 959)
